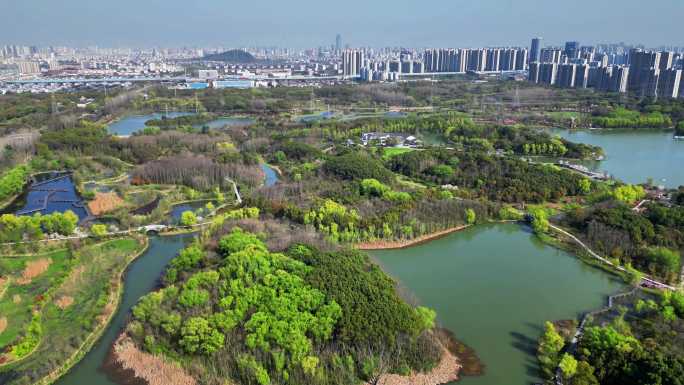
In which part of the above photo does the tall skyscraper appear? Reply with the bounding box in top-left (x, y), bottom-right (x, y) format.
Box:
top-left (564, 41), bottom-right (580, 60)
top-left (530, 37), bottom-right (542, 62)
top-left (335, 34), bottom-right (342, 52)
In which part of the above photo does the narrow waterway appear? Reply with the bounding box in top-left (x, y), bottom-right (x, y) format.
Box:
top-left (260, 163), bottom-right (279, 187)
top-left (54, 234), bottom-right (195, 385)
top-left (370, 223), bottom-right (625, 385)
top-left (53, 165), bottom-right (278, 384)
top-left (552, 128), bottom-right (684, 187)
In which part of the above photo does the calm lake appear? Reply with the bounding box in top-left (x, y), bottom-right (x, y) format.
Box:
top-left (552, 128), bottom-right (684, 188)
top-left (107, 113), bottom-right (253, 136)
top-left (371, 223), bottom-right (625, 385)
top-left (107, 112), bottom-right (194, 136)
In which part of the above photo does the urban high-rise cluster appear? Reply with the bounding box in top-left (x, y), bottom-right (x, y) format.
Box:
top-left (340, 37), bottom-right (683, 99)
top-left (342, 47), bottom-right (528, 82)
top-left (2, 36), bottom-right (684, 98)
top-left (527, 38), bottom-right (683, 99)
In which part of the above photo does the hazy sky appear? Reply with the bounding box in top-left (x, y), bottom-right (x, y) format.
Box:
top-left (2, 0), bottom-right (682, 48)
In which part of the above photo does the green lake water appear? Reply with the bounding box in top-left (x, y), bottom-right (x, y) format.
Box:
top-left (552, 128), bottom-right (684, 188)
top-left (371, 223), bottom-right (625, 385)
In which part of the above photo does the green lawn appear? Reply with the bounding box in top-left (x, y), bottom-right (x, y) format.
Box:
top-left (382, 147), bottom-right (415, 160)
top-left (0, 251), bottom-right (71, 347)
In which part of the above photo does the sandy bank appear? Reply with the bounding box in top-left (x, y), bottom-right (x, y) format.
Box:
top-left (371, 347), bottom-right (460, 385)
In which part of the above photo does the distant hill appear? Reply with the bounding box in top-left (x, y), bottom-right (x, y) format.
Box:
top-left (202, 49), bottom-right (257, 63)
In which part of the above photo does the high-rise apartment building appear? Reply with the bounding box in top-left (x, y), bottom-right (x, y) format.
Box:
top-left (342, 49), bottom-right (364, 77)
top-left (628, 49), bottom-right (662, 94)
top-left (558, 64), bottom-right (577, 88)
top-left (610, 66), bottom-right (630, 93)
top-left (530, 37), bottom-right (542, 62)
top-left (659, 51), bottom-right (674, 71)
top-left (540, 48), bottom-right (563, 64)
top-left (576, 64), bottom-right (590, 88)
top-left (539, 63), bottom-right (558, 85)
top-left (515, 48), bottom-right (528, 70)
top-left (528, 62), bottom-right (541, 83)
top-left (658, 69), bottom-right (682, 98)
top-left (17, 61), bottom-right (40, 74)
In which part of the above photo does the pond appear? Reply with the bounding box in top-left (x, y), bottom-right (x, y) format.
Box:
top-left (168, 201), bottom-right (213, 224)
top-left (194, 117), bottom-right (254, 130)
top-left (552, 128), bottom-right (684, 188)
top-left (4, 173), bottom-right (89, 222)
top-left (108, 113), bottom-right (256, 136)
top-left (370, 223), bottom-right (625, 385)
top-left (107, 112), bottom-right (195, 136)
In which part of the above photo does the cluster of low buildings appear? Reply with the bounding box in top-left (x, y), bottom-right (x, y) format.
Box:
top-left (360, 132), bottom-right (421, 147)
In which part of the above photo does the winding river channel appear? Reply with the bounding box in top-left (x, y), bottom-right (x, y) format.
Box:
top-left (54, 234), bottom-right (195, 385)
top-left (54, 164), bottom-right (281, 385)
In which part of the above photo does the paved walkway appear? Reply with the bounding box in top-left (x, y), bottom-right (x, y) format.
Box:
top-left (548, 223), bottom-right (676, 290)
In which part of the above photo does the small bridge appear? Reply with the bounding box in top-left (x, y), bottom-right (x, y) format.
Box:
top-left (138, 224), bottom-right (169, 234)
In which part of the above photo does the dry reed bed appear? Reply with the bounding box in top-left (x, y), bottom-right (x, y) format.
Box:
top-left (88, 192), bottom-right (125, 215)
top-left (112, 335), bottom-right (197, 385)
top-left (16, 258), bottom-right (52, 285)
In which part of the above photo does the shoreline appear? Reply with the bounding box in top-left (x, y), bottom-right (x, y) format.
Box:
top-left (105, 334), bottom-right (196, 385)
top-left (369, 328), bottom-right (482, 385)
top-left (356, 225), bottom-right (471, 250)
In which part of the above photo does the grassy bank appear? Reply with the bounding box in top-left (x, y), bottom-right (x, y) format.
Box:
top-left (0, 237), bottom-right (148, 385)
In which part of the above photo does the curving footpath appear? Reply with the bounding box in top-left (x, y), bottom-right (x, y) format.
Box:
top-left (548, 223), bottom-right (676, 291)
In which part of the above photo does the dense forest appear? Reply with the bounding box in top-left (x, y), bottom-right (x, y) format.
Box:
top-left (564, 201), bottom-right (683, 283)
top-left (129, 220), bottom-right (444, 385)
top-left (387, 149), bottom-right (589, 203)
top-left (539, 291), bottom-right (684, 385)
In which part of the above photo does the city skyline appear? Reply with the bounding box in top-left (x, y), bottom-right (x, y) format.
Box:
top-left (2, 0), bottom-right (683, 48)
